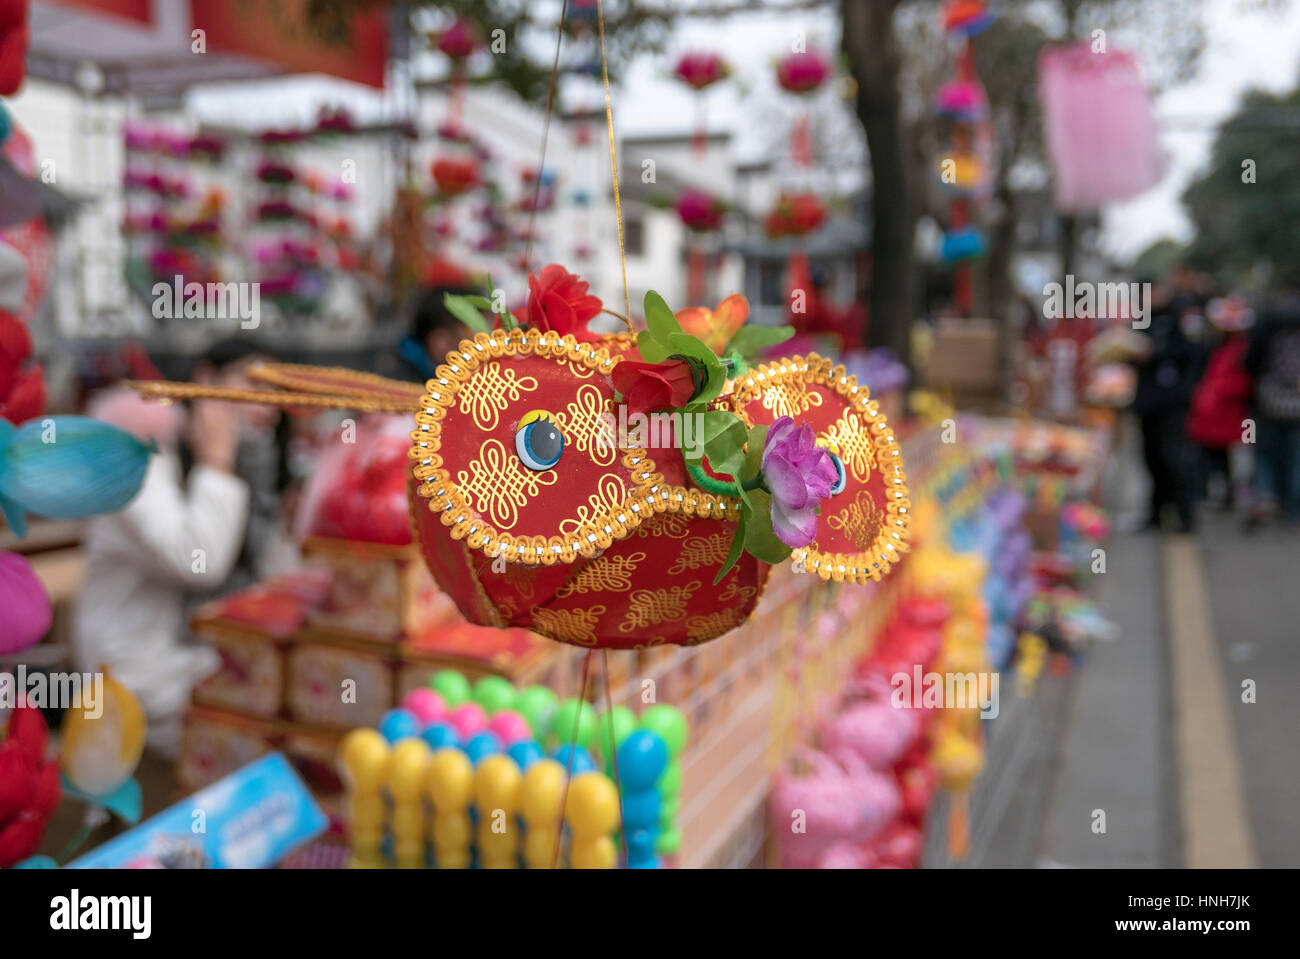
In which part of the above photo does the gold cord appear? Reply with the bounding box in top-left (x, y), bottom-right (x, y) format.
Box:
top-left (124, 379), bottom-right (420, 414)
top-left (596, 0), bottom-right (633, 331)
top-left (524, 0), bottom-right (568, 274)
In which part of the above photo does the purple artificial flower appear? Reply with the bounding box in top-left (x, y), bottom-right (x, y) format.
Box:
top-left (761, 416), bottom-right (837, 548)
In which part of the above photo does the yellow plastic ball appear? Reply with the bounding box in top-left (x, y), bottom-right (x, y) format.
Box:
top-left (339, 728), bottom-right (390, 792)
top-left (426, 748), bottom-right (474, 810)
top-left (524, 828), bottom-right (559, 867)
top-left (519, 758), bottom-right (566, 824)
top-left (348, 792), bottom-right (384, 826)
top-left (432, 811), bottom-right (472, 848)
top-left (571, 836), bottom-right (617, 869)
top-left (391, 804), bottom-right (425, 839)
top-left (388, 739), bottom-right (433, 801)
top-left (474, 754), bottom-right (523, 812)
top-left (393, 838), bottom-right (425, 866)
top-left (564, 772), bottom-right (620, 838)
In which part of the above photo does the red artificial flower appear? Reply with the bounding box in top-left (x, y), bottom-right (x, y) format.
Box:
top-left (512, 264), bottom-right (603, 342)
top-left (0, 704), bottom-right (60, 869)
top-left (0, 310), bottom-right (43, 425)
top-left (0, 0), bottom-right (30, 97)
top-left (612, 359), bottom-right (698, 418)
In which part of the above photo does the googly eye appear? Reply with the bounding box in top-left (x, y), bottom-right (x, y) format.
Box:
top-left (828, 451), bottom-right (847, 495)
top-left (516, 410), bottom-right (564, 471)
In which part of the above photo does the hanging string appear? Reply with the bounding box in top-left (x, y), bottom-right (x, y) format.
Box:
top-left (551, 647), bottom-right (596, 870)
top-left (595, 0), bottom-right (632, 326)
top-left (524, 0), bottom-right (569, 275)
top-left (600, 650), bottom-right (629, 861)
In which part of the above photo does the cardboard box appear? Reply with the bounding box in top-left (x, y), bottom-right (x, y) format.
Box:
top-left (925, 319), bottom-right (1002, 393)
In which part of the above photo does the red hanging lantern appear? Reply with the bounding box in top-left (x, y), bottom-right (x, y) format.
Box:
top-left (764, 192), bottom-right (826, 238)
top-left (775, 49), bottom-right (830, 95)
top-left (673, 51), bottom-right (729, 92)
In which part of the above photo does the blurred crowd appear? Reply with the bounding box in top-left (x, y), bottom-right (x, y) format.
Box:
top-left (1128, 265), bottom-right (1300, 534)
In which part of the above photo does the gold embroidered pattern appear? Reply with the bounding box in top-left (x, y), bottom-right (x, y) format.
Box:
top-left (554, 551), bottom-right (647, 597)
top-left (827, 490), bottom-right (883, 551)
top-left (684, 609), bottom-right (742, 645)
top-left (633, 512), bottom-right (692, 540)
top-left (728, 354), bottom-right (912, 586)
top-left (530, 605), bottom-right (607, 646)
top-left (718, 578), bottom-right (758, 604)
top-left (555, 383), bottom-right (617, 466)
top-left (760, 379), bottom-right (824, 417)
top-left (457, 363), bottom-right (539, 431)
top-left (824, 410), bottom-right (876, 481)
top-left (618, 580), bottom-right (701, 632)
top-left (558, 472), bottom-right (629, 537)
top-left (456, 438), bottom-right (559, 530)
top-left (667, 533), bottom-right (733, 575)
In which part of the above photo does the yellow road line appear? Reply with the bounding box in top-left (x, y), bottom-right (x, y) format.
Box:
top-left (1163, 535), bottom-right (1257, 868)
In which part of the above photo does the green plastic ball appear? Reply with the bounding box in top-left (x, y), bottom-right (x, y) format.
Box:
top-left (594, 706), bottom-right (637, 768)
top-left (658, 760), bottom-right (683, 796)
top-left (515, 685), bottom-right (559, 737)
top-left (472, 675), bottom-right (517, 715)
top-left (549, 698), bottom-right (597, 751)
top-left (640, 704), bottom-right (688, 758)
top-left (655, 827), bottom-right (682, 857)
top-left (429, 670), bottom-right (471, 707)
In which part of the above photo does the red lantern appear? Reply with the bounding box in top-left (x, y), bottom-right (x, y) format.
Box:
top-left (431, 156), bottom-right (480, 197)
top-left (764, 192), bottom-right (826, 238)
top-left (673, 52), bottom-right (729, 91)
top-left (776, 49), bottom-right (830, 95)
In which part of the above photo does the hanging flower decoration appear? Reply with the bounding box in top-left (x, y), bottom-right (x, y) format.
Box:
top-left (776, 49), bottom-right (831, 94)
top-left (431, 156), bottom-right (481, 198)
top-left (315, 105), bottom-right (355, 135)
top-left (437, 18), bottom-right (480, 60)
top-left (942, 0), bottom-right (995, 36)
top-left (935, 80), bottom-right (988, 121)
top-left (675, 189), bottom-right (727, 232)
top-left (764, 192), bottom-right (827, 238)
top-left (256, 160), bottom-right (296, 185)
top-left (673, 51), bottom-right (730, 91)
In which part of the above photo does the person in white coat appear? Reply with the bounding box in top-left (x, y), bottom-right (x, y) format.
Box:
top-left (73, 386), bottom-right (249, 756)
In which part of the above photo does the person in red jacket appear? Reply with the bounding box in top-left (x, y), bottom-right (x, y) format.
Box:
top-left (1186, 296), bottom-right (1254, 510)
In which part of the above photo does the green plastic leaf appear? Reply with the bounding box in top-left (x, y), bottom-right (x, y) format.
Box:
top-left (463, 295), bottom-right (494, 310)
top-left (690, 409), bottom-right (747, 472)
top-left (739, 423), bottom-right (769, 483)
top-left (636, 329), bottom-right (670, 363)
top-left (713, 506), bottom-right (749, 585)
top-left (667, 333), bottom-right (726, 404)
top-left (643, 290), bottom-right (681, 344)
top-left (726, 323), bottom-right (796, 359)
top-left (443, 293), bottom-right (491, 334)
top-left (743, 490), bottom-right (794, 564)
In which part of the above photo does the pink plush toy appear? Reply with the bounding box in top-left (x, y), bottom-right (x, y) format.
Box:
top-left (820, 678), bottom-right (922, 771)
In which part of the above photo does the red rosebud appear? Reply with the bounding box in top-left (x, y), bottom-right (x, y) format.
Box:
top-left (0, 744), bottom-right (36, 824)
top-left (0, 363), bottom-right (45, 425)
top-left (612, 359), bottom-right (698, 417)
top-left (512, 264), bottom-right (603, 342)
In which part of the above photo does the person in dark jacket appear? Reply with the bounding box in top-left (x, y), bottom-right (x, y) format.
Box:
top-left (1130, 272), bottom-right (1209, 533)
top-left (1243, 288), bottom-right (1300, 528)
top-left (392, 284), bottom-right (475, 383)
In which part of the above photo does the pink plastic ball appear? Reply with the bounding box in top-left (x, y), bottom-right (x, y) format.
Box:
top-left (402, 688), bottom-right (449, 725)
top-left (487, 710), bottom-right (532, 746)
top-left (449, 702), bottom-right (489, 739)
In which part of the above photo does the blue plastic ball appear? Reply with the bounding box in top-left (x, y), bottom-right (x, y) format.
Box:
top-left (421, 721), bottom-right (461, 751)
top-left (621, 789), bottom-right (662, 830)
top-left (463, 731), bottom-right (503, 765)
top-left (624, 827), bottom-right (659, 864)
top-left (507, 740), bottom-right (545, 770)
top-left (379, 708), bottom-right (421, 743)
top-left (551, 743), bottom-right (598, 775)
top-left (617, 731), bottom-right (669, 791)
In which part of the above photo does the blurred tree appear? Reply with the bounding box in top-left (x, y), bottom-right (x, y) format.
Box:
top-left (1132, 237), bottom-right (1187, 281)
top-left (1183, 85), bottom-right (1300, 284)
